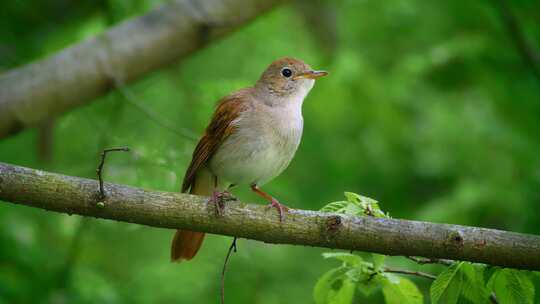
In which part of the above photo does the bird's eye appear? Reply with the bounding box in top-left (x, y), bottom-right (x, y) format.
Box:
top-left (281, 68), bottom-right (292, 78)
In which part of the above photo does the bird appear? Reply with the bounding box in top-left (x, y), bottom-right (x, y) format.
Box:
top-left (171, 57), bottom-right (327, 262)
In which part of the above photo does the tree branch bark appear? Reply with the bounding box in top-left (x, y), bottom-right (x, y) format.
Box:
top-left (1, 162), bottom-right (539, 270)
top-left (0, 0), bottom-right (285, 139)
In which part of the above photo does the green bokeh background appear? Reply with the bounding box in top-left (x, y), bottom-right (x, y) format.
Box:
top-left (1, 0), bottom-right (540, 303)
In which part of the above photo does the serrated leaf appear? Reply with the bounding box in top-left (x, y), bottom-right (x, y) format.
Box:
top-left (487, 269), bottom-right (534, 304)
top-left (346, 192), bottom-right (387, 217)
top-left (341, 203), bottom-right (364, 216)
top-left (344, 192), bottom-right (363, 204)
top-left (461, 263), bottom-right (489, 303)
top-left (322, 252), bottom-right (364, 266)
top-left (381, 275), bottom-right (423, 304)
top-left (314, 267), bottom-right (349, 304)
top-left (320, 200), bottom-right (363, 216)
top-left (430, 262), bottom-right (464, 304)
top-left (343, 191), bottom-right (376, 202)
top-left (321, 193), bottom-right (388, 218)
top-left (320, 201), bottom-right (349, 213)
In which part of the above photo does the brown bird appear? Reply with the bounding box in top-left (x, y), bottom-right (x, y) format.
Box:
top-left (171, 57), bottom-right (327, 262)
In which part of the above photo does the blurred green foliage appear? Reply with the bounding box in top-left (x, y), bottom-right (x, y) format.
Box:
top-left (1, 0), bottom-right (540, 303)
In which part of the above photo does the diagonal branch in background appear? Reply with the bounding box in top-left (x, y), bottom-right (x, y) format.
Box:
top-left (496, 0), bottom-right (540, 80)
top-left (0, 0), bottom-right (286, 139)
top-left (112, 77), bottom-right (198, 141)
top-left (0, 161), bottom-right (539, 270)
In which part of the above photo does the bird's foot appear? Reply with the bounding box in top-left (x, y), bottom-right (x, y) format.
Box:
top-left (266, 199), bottom-right (289, 222)
top-left (220, 190), bottom-right (237, 202)
top-left (208, 190), bottom-right (236, 216)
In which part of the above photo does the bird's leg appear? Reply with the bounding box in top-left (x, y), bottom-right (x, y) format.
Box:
top-left (220, 184), bottom-right (237, 201)
top-left (208, 178), bottom-right (236, 216)
top-left (250, 184), bottom-right (289, 222)
top-left (209, 190), bottom-right (225, 216)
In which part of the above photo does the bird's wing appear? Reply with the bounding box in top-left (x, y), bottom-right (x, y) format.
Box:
top-left (181, 91), bottom-right (250, 192)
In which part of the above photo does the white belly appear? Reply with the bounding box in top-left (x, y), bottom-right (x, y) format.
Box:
top-left (209, 104), bottom-right (303, 186)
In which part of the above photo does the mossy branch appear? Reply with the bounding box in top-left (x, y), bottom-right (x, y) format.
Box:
top-left (0, 0), bottom-right (285, 138)
top-left (1, 162), bottom-right (539, 270)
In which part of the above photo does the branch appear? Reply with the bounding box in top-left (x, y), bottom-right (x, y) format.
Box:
top-left (382, 268), bottom-right (437, 280)
top-left (113, 78), bottom-right (198, 141)
top-left (406, 256), bottom-right (453, 266)
top-left (496, 0), bottom-right (540, 80)
top-left (0, 0), bottom-right (285, 139)
top-left (1, 162), bottom-right (539, 270)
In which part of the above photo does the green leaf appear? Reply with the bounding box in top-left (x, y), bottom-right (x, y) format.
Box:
top-left (430, 262), bottom-right (464, 304)
top-left (322, 252), bottom-right (364, 266)
top-left (345, 192), bottom-right (387, 218)
top-left (357, 274), bottom-right (382, 297)
top-left (320, 201), bottom-right (349, 213)
top-left (344, 192), bottom-right (363, 203)
top-left (329, 278), bottom-right (356, 304)
top-left (321, 192), bottom-right (388, 218)
top-left (314, 266), bottom-right (357, 304)
top-left (461, 263), bottom-right (489, 303)
top-left (487, 269), bottom-right (534, 304)
top-left (348, 261), bottom-right (377, 280)
top-left (381, 274), bottom-right (423, 304)
top-left (371, 254), bottom-right (386, 272)
top-left (314, 267), bottom-right (349, 304)
top-left (341, 203), bottom-right (364, 216)
top-left (320, 200), bottom-right (363, 216)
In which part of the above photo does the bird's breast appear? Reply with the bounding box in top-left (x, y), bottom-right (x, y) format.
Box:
top-left (209, 103), bottom-right (303, 186)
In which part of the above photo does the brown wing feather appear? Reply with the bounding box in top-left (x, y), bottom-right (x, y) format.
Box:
top-left (181, 90), bottom-right (251, 192)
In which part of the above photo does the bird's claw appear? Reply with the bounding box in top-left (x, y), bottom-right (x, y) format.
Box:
top-left (266, 199), bottom-right (289, 222)
top-left (208, 190), bottom-right (236, 216)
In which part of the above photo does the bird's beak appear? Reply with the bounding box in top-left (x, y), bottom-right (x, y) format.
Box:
top-left (293, 70), bottom-right (328, 80)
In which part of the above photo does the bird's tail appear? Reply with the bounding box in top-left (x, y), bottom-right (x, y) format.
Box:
top-left (170, 169), bottom-right (214, 262)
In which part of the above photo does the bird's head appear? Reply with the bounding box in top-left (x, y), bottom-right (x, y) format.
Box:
top-left (255, 57), bottom-right (327, 103)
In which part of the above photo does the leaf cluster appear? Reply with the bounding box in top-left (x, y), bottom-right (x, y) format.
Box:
top-left (316, 193), bottom-right (538, 304)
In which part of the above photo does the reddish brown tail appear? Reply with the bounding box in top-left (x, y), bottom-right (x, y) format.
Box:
top-left (170, 230), bottom-right (206, 262)
top-left (171, 168), bottom-right (214, 262)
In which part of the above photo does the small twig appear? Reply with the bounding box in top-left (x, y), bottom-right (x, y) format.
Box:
top-left (406, 256), bottom-right (453, 266)
top-left (383, 267), bottom-right (437, 280)
top-left (96, 51), bottom-right (198, 142)
top-left (111, 75), bottom-right (198, 142)
top-left (221, 237), bottom-right (238, 304)
top-left (117, 86), bottom-right (198, 141)
top-left (96, 147), bottom-right (130, 200)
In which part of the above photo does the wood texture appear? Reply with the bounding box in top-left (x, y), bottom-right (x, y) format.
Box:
top-left (1, 162), bottom-right (539, 270)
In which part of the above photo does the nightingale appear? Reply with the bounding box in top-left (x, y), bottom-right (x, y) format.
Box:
top-left (171, 57), bottom-right (328, 262)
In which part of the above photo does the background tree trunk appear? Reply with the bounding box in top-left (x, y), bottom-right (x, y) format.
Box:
top-left (0, 0), bottom-right (286, 139)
